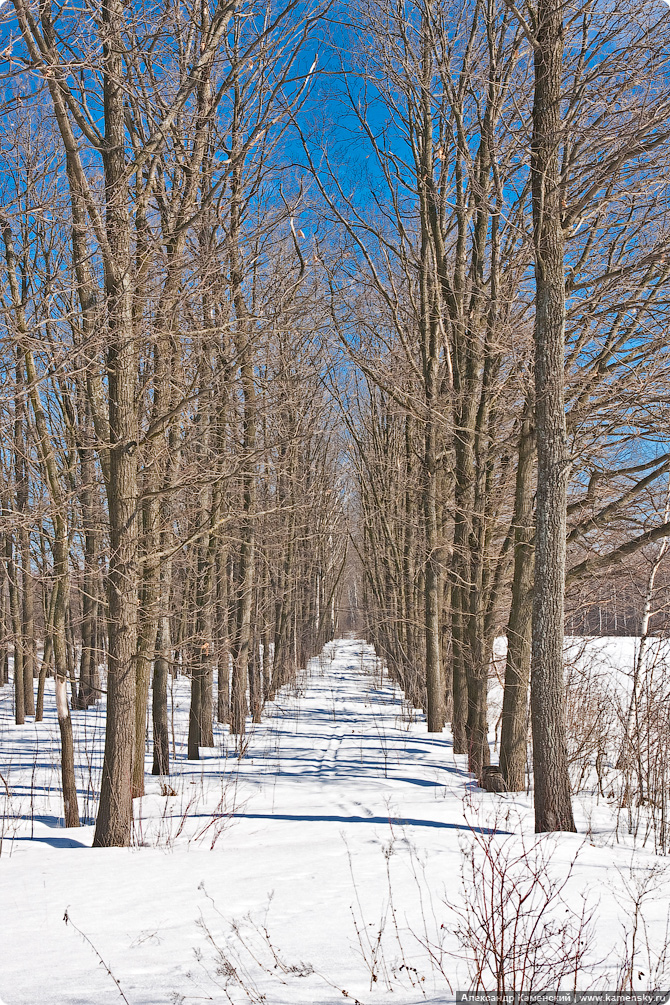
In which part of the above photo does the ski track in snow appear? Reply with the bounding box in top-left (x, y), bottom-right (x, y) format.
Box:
top-left (0, 638), bottom-right (669, 1005)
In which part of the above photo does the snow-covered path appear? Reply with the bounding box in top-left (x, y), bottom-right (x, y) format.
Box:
top-left (0, 639), bottom-right (467, 1004)
top-left (0, 639), bottom-right (668, 1004)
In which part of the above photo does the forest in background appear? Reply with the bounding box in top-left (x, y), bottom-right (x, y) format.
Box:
top-left (1, 0), bottom-right (670, 847)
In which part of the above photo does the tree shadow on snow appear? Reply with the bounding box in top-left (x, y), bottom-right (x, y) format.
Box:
top-left (9, 835), bottom-right (89, 848)
top-left (229, 812), bottom-right (510, 834)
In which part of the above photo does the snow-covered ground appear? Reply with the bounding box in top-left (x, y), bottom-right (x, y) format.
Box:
top-left (1, 638), bottom-right (669, 1004)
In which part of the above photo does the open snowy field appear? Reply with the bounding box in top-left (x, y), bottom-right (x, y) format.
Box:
top-left (1, 638), bottom-right (669, 1005)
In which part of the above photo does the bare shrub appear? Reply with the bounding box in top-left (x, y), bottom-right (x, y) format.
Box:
top-left (450, 822), bottom-right (595, 995)
top-left (563, 640), bottom-right (619, 795)
top-left (346, 834), bottom-right (431, 994)
top-left (613, 862), bottom-right (670, 993)
top-left (183, 885), bottom-right (367, 1005)
top-left (615, 640), bottom-right (670, 854)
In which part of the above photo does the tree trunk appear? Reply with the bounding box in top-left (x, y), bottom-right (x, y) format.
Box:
top-left (0, 566), bottom-right (8, 687)
top-left (78, 435), bottom-right (99, 710)
top-left (54, 582), bottom-right (80, 829)
top-left (152, 616), bottom-right (170, 777)
top-left (6, 529), bottom-right (24, 725)
top-left (418, 30), bottom-right (445, 734)
top-left (424, 417), bottom-right (444, 732)
top-left (15, 357), bottom-right (35, 717)
top-left (230, 370), bottom-right (255, 738)
top-left (134, 496), bottom-right (159, 796)
top-left (500, 408), bottom-right (535, 791)
top-left (530, 0), bottom-right (576, 833)
top-left (93, 0), bottom-right (138, 846)
top-left (216, 544), bottom-right (231, 724)
top-left (228, 55), bottom-right (255, 742)
top-left (36, 584), bottom-right (57, 722)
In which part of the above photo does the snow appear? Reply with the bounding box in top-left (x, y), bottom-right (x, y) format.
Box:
top-left (1, 638), bottom-right (669, 1004)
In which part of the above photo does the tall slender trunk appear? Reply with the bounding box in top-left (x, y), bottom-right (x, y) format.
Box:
top-left (228, 43), bottom-right (255, 741)
top-left (152, 614), bottom-right (171, 776)
top-left (418, 30), bottom-right (444, 733)
top-left (261, 617), bottom-right (271, 702)
top-left (272, 473), bottom-right (295, 694)
top-left (152, 403), bottom-right (180, 771)
top-left (187, 374), bottom-right (217, 758)
top-left (53, 578), bottom-right (79, 828)
top-left (451, 594), bottom-right (468, 752)
top-left (93, 0), bottom-right (138, 846)
top-left (216, 544), bottom-right (231, 723)
top-left (249, 618), bottom-right (262, 724)
top-left (78, 404), bottom-right (100, 709)
top-left (187, 348), bottom-right (217, 758)
top-left (0, 563), bottom-right (8, 687)
top-left (530, 0), bottom-right (576, 833)
top-left (5, 520), bottom-right (24, 725)
top-left (36, 584), bottom-right (58, 722)
top-left (15, 356), bottom-right (35, 717)
top-left (424, 416), bottom-right (444, 732)
top-left (500, 408), bottom-right (535, 790)
top-left (402, 415), bottom-right (421, 707)
top-left (133, 486), bottom-right (160, 795)
top-left (231, 365), bottom-right (256, 738)
top-left (188, 513), bottom-right (218, 756)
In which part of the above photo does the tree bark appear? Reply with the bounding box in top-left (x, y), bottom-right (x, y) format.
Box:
top-left (5, 517), bottom-right (24, 725)
top-left (500, 407), bottom-right (535, 791)
top-left (228, 49), bottom-right (255, 741)
top-left (77, 412), bottom-right (100, 710)
top-left (152, 615), bottom-right (170, 777)
top-left (15, 356), bottom-right (35, 717)
top-left (93, 0), bottom-right (139, 847)
top-left (230, 362), bottom-right (255, 739)
top-left (530, 0), bottom-right (576, 833)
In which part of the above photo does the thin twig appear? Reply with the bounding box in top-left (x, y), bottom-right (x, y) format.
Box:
top-left (63, 908), bottom-right (132, 1005)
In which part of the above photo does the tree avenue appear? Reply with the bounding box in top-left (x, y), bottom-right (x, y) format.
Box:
top-left (0, 0), bottom-right (669, 843)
